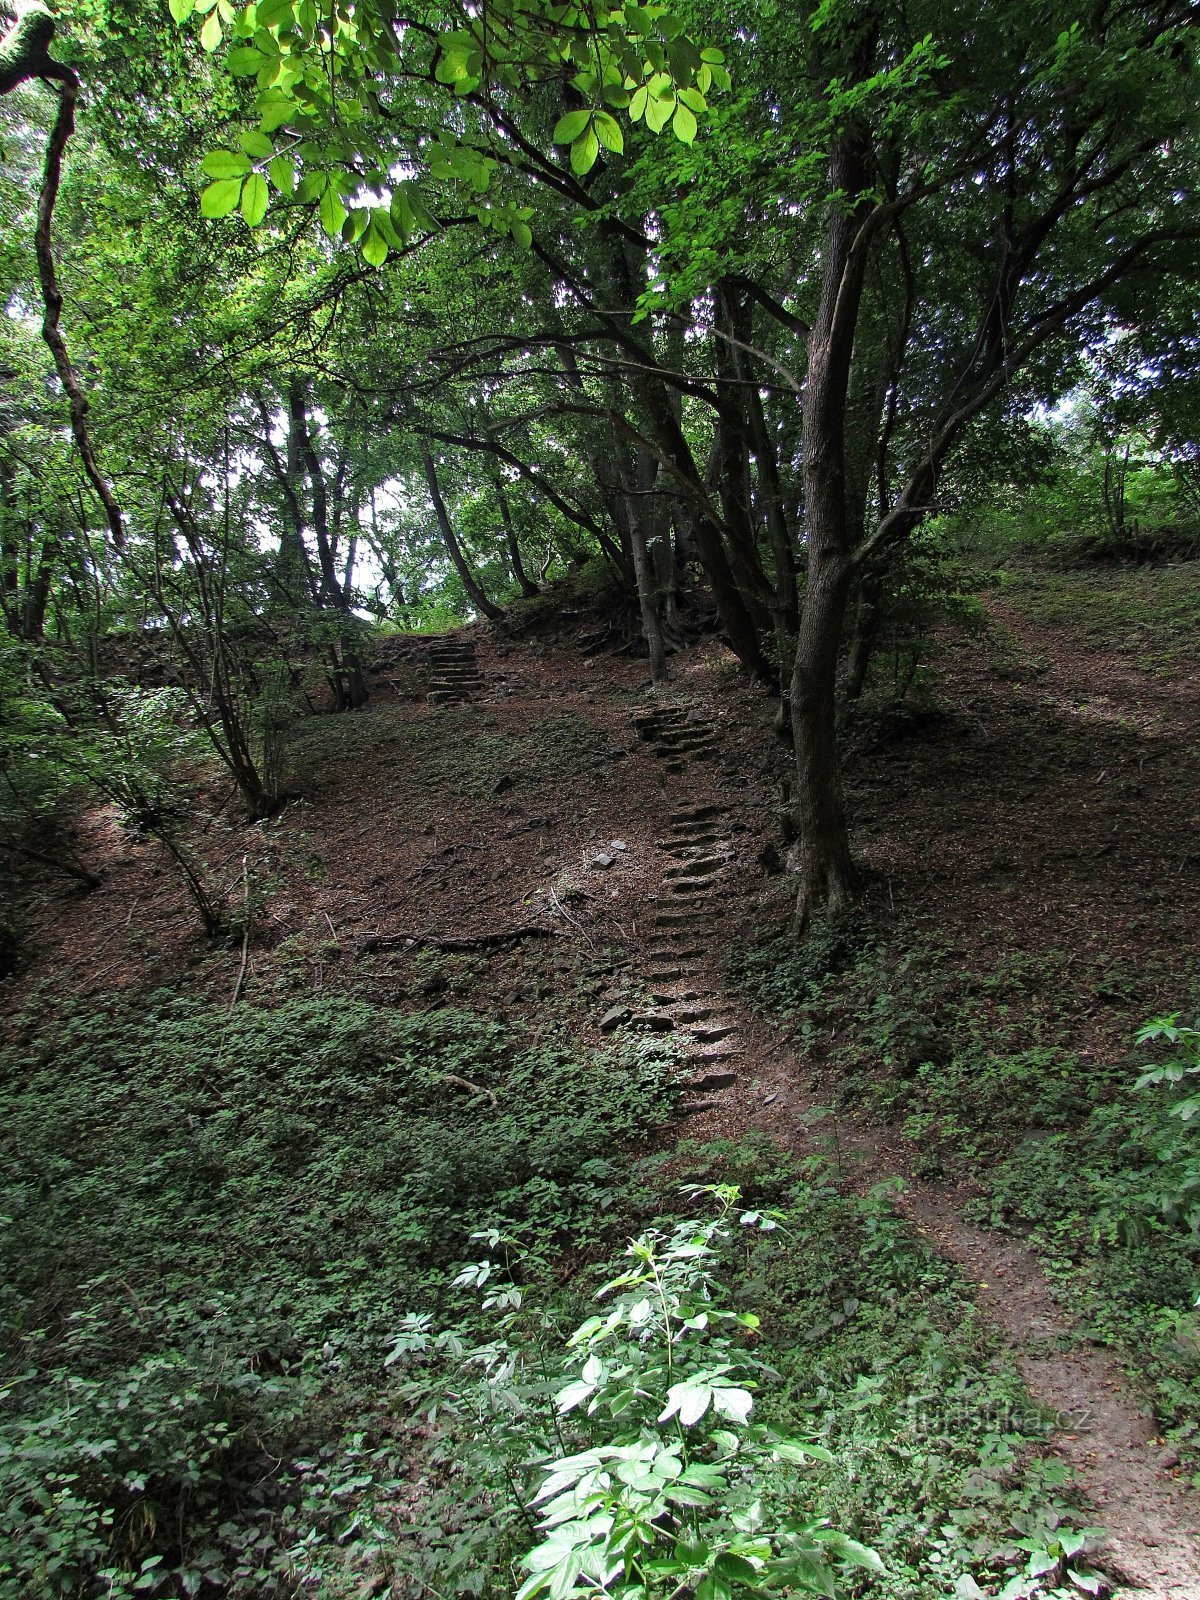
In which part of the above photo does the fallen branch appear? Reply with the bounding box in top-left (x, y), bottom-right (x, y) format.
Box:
top-left (361, 923), bottom-right (559, 951)
top-left (0, 836), bottom-right (101, 889)
top-left (443, 1073), bottom-right (498, 1108)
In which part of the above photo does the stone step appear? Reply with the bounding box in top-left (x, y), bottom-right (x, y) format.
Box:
top-left (672, 1099), bottom-right (721, 1118)
top-left (650, 989), bottom-right (701, 1006)
top-left (672, 803), bottom-right (726, 822)
top-left (664, 858), bottom-right (725, 878)
top-left (673, 1006), bottom-right (716, 1023)
top-left (630, 1012), bottom-right (675, 1032)
top-left (689, 1069), bottom-right (737, 1092)
top-left (688, 1023), bottom-right (737, 1044)
top-left (686, 1039), bottom-right (740, 1064)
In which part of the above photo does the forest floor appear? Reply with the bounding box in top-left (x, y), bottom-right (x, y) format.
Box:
top-left (7, 560), bottom-right (1200, 1598)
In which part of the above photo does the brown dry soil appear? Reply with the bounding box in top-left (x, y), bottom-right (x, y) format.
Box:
top-left (10, 572), bottom-right (1200, 1598)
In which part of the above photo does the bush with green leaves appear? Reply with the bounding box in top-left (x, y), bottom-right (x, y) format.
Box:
top-left (389, 1188), bottom-right (883, 1600)
top-left (0, 992), bottom-right (678, 1598)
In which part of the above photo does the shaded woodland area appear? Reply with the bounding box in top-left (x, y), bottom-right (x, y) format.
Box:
top-left (3, 2), bottom-right (1200, 1598)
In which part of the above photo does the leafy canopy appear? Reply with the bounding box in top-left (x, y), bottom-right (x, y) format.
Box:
top-left (173, 0), bottom-right (727, 257)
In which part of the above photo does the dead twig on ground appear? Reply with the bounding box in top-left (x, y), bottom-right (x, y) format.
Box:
top-left (361, 923), bottom-right (558, 951)
top-left (550, 885), bottom-right (595, 948)
top-left (443, 1073), bottom-right (498, 1108)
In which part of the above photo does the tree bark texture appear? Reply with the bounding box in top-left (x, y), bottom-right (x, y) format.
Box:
top-left (421, 445), bottom-right (505, 621)
top-left (1, 5), bottom-right (125, 550)
top-left (789, 132), bottom-right (874, 928)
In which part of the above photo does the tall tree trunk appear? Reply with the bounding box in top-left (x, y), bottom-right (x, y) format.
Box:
top-left (1, 6), bottom-right (126, 551)
top-left (789, 132), bottom-right (873, 930)
top-left (623, 445), bottom-right (669, 686)
top-left (494, 471), bottom-right (539, 597)
top-left (420, 445), bottom-right (505, 621)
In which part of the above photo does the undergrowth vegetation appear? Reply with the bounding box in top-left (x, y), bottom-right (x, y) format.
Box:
top-left (0, 993), bottom-right (677, 1597)
top-left (0, 992), bottom-right (1102, 1600)
top-left (730, 930), bottom-right (1200, 1471)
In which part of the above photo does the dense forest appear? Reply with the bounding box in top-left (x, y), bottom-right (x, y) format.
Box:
top-left (3, 1), bottom-right (1200, 1596)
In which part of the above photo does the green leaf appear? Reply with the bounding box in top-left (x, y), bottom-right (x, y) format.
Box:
top-left (644, 89), bottom-right (674, 134)
top-left (570, 127), bottom-right (601, 175)
top-left (710, 1385), bottom-right (753, 1425)
top-left (553, 109), bottom-right (591, 145)
top-left (774, 1552), bottom-right (837, 1598)
top-left (200, 178), bottom-right (243, 218)
top-left (240, 130), bottom-right (275, 160)
top-left (240, 172), bottom-right (269, 227)
top-left (319, 186), bottom-right (347, 238)
top-left (512, 219), bottom-right (533, 251)
top-left (258, 98), bottom-right (295, 133)
top-left (201, 149), bottom-right (252, 179)
top-left (714, 1554), bottom-right (759, 1583)
top-left (812, 1531), bottom-right (885, 1573)
top-left (672, 100), bottom-right (698, 143)
top-left (268, 155), bottom-right (295, 194)
top-left (168, 0), bottom-right (195, 21)
top-left (200, 10), bottom-right (222, 51)
top-left (593, 112), bottom-right (624, 154)
top-left (361, 223), bottom-right (388, 267)
top-left (228, 46), bottom-right (263, 76)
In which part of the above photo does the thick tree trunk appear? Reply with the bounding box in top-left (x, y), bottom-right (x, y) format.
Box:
top-left (790, 131), bottom-right (873, 930)
top-left (789, 553), bottom-right (856, 927)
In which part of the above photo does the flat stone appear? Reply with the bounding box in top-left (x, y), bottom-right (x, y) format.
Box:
top-left (690, 1024), bottom-right (737, 1044)
top-left (591, 853), bottom-right (615, 870)
top-left (630, 1012), bottom-right (675, 1032)
top-left (691, 1070), bottom-right (737, 1092)
top-left (599, 1005), bottom-right (631, 1032)
top-left (687, 1040), bottom-right (739, 1063)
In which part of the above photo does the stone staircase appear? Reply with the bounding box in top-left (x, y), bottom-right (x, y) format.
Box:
top-left (631, 703), bottom-right (719, 774)
top-left (427, 635), bottom-right (484, 704)
top-left (638, 799), bottom-right (746, 1112)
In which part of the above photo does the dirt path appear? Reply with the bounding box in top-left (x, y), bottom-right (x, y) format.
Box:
top-left (613, 623), bottom-right (1200, 1599)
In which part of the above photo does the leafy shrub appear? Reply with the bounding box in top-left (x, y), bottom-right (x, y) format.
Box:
top-left (387, 1188), bottom-right (882, 1600)
top-left (0, 993), bottom-right (677, 1597)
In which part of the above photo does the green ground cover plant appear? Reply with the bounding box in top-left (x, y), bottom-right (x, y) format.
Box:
top-left (0, 992), bottom-right (677, 1597)
top-left (730, 931), bottom-right (1200, 1475)
top-left (993, 567), bottom-right (1200, 676)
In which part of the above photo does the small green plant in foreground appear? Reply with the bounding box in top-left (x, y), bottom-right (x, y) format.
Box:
top-left (1131, 1015), bottom-right (1200, 1237)
top-left (395, 1188), bottom-right (884, 1600)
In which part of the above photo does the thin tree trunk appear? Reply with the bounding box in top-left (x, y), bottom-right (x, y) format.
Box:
top-left (1, 6), bottom-right (125, 549)
top-left (420, 445), bottom-right (505, 621)
top-left (494, 472), bottom-right (539, 596)
top-left (621, 446), bottom-right (668, 685)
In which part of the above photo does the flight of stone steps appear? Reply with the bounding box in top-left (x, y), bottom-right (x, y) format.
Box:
top-left (631, 703), bottom-right (719, 773)
top-left (427, 635), bottom-right (485, 704)
top-left (641, 800), bottom-right (745, 1114)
